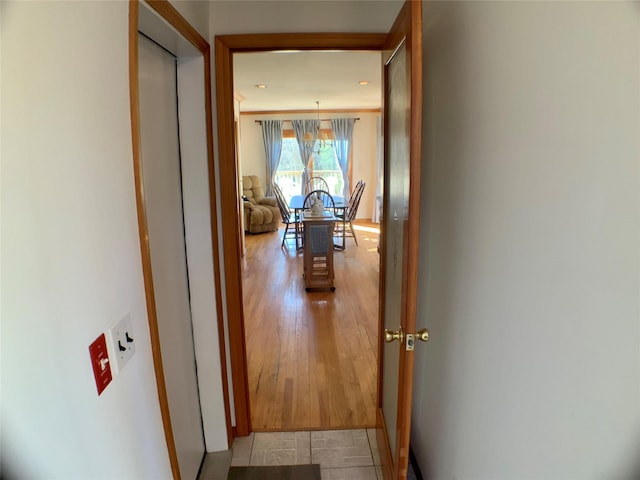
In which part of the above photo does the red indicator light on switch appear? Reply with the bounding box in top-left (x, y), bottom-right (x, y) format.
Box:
top-left (89, 333), bottom-right (112, 395)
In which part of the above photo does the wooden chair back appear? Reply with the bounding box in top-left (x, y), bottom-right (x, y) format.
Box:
top-left (303, 189), bottom-right (335, 211)
top-left (272, 183), bottom-right (291, 222)
top-left (304, 176), bottom-right (330, 194)
top-left (345, 181), bottom-right (365, 221)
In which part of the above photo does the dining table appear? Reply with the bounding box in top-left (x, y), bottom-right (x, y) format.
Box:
top-left (288, 194), bottom-right (346, 251)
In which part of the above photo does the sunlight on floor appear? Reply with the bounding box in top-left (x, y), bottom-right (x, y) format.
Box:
top-left (353, 224), bottom-right (380, 235)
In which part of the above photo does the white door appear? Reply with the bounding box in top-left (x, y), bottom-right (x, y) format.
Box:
top-left (138, 34), bottom-right (204, 480)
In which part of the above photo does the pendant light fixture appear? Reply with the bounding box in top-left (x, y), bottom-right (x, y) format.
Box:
top-left (303, 101), bottom-right (332, 153)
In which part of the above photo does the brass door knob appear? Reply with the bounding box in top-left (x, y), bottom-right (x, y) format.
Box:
top-left (384, 328), bottom-right (404, 343)
top-left (415, 328), bottom-right (429, 342)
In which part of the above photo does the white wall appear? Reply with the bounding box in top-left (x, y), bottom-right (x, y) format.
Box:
top-left (210, 0), bottom-right (402, 35)
top-left (172, 0), bottom-right (209, 40)
top-left (0, 1), bottom-right (225, 478)
top-left (238, 112), bottom-right (380, 219)
top-left (352, 114), bottom-right (379, 220)
top-left (1, 2), bottom-right (172, 478)
top-left (412, 2), bottom-right (640, 478)
top-left (238, 115), bottom-right (266, 184)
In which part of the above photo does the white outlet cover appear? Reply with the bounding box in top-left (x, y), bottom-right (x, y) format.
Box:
top-left (107, 314), bottom-right (136, 374)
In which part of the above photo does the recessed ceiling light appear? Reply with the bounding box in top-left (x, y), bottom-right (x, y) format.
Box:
top-left (255, 84), bottom-right (267, 89)
top-left (358, 80), bottom-right (369, 86)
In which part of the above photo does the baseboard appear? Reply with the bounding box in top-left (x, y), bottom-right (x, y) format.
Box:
top-left (409, 445), bottom-right (424, 480)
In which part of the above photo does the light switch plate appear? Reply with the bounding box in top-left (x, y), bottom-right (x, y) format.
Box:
top-left (89, 333), bottom-right (112, 395)
top-left (107, 314), bottom-right (136, 373)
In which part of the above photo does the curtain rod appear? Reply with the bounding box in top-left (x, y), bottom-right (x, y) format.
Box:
top-left (254, 118), bottom-right (359, 125)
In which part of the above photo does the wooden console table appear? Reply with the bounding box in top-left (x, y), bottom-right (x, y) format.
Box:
top-left (301, 212), bottom-right (336, 292)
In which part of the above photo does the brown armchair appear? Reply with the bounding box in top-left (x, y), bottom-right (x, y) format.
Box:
top-left (242, 175), bottom-right (279, 233)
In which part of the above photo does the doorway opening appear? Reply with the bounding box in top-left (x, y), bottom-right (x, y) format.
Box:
top-left (215, 34), bottom-right (387, 437)
top-left (233, 50), bottom-right (383, 431)
top-left (216, 4), bottom-right (424, 474)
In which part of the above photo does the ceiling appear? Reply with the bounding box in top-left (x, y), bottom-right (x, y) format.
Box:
top-left (233, 51), bottom-right (382, 113)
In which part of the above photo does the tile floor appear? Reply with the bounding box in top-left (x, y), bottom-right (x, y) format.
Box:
top-left (198, 429), bottom-right (418, 480)
top-left (233, 429), bottom-right (381, 479)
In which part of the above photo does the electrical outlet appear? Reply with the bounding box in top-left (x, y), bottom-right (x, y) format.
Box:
top-left (107, 314), bottom-right (136, 373)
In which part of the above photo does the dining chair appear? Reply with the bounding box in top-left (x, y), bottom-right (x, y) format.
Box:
top-left (335, 180), bottom-right (366, 247)
top-left (272, 183), bottom-right (299, 248)
top-left (304, 176), bottom-right (330, 195)
top-left (296, 190), bottom-right (335, 251)
top-left (303, 189), bottom-right (336, 212)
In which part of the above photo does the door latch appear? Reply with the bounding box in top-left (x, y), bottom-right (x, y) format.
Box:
top-left (405, 328), bottom-right (429, 351)
top-left (384, 327), bottom-right (429, 350)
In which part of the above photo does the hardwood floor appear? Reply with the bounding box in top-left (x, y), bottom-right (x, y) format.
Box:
top-left (241, 221), bottom-right (380, 431)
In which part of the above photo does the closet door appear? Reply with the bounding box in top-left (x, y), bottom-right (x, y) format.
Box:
top-left (138, 34), bottom-right (204, 480)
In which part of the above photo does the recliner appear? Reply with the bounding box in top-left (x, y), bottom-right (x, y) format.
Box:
top-left (242, 175), bottom-right (280, 234)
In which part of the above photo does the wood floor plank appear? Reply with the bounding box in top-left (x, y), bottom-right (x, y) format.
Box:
top-left (241, 221), bottom-right (380, 431)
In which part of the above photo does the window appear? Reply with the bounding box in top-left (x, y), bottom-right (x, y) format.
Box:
top-left (310, 130), bottom-right (343, 196)
top-left (274, 129), bottom-right (344, 202)
top-left (274, 135), bottom-right (304, 201)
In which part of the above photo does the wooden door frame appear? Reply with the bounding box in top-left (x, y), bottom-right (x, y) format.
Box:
top-left (215, 33), bottom-right (387, 436)
top-left (129, 1), bottom-right (230, 477)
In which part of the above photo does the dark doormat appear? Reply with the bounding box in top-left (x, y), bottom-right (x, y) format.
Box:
top-left (227, 464), bottom-right (320, 480)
